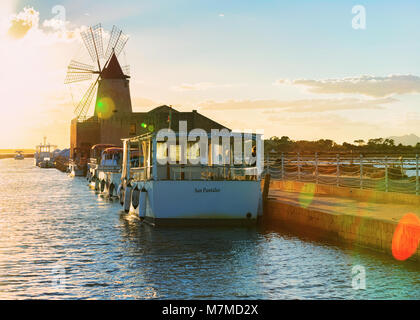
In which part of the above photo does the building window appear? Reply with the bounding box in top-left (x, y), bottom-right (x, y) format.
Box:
top-left (129, 124), bottom-right (136, 135)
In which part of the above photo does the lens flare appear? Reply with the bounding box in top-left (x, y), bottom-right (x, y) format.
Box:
top-left (96, 97), bottom-right (115, 119)
top-left (298, 183), bottom-right (316, 209)
top-left (391, 213), bottom-right (420, 261)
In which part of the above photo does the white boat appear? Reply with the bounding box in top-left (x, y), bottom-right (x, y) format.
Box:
top-left (34, 137), bottom-right (56, 168)
top-left (87, 144), bottom-right (117, 188)
top-left (88, 146), bottom-right (123, 197)
top-left (14, 151), bottom-right (24, 160)
top-left (118, 131), bottom-right (263, 226)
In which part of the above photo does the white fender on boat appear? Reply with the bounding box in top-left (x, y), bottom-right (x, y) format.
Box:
top-left (123, 183), bottom-right (132, 213)
top-left (139, 187), bottom-right (147, 219)
top-left (109, 183), bottom-right (115, 197)
top-left (131, 185), bottom-right (140, 209)
top-left (118, 184), bottom-right (124, 205)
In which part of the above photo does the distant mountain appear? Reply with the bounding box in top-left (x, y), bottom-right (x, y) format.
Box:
top-left (387, 134), bottom-right (420, 146)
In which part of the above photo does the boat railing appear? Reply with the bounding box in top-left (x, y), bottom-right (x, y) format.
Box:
top-left (130, 166), bottom-right (152, 181)
top-left (98, 165), bottom-right (121, 172)
top-left (129, 164), bottom-right (259, 181)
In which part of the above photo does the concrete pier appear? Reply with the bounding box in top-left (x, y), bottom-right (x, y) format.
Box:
top-left (263, 180), bottom-right (420, 262)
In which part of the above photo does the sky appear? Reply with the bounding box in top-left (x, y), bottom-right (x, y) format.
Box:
top-left (0, 0), bottom-right (420, 148)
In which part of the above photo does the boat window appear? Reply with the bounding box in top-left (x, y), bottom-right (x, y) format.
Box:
top-left (187, 142), bottom-right (200, 162)
top-left (169, 144), bottom-right (181, 163)
top-left (156, 142), bottom-right (167, 162)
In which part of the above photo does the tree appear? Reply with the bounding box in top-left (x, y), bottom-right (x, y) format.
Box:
top-left (383, 138), bottom-right (395, 147)
top-left (354, 139), bottom-right (365, 146)
top-left (368, 138), bottom-right (384, 146)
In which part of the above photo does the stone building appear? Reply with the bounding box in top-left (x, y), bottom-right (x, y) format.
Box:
top-left (70, 106), bottom-right (228, 157)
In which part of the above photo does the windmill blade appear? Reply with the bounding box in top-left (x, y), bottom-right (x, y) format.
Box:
top-left (65, 72), bottom-right (93, 84)
top-left (105, 25), bottom-right (129, 61)
top-left (81, 24), bottom-right (104, 66)
top-left (64, 60), bottom-right (95, 84)
top-left (74, 76), bottom-right (99, 120)
top-left (67, 60), bottom-right (95, 72)
top-left (122, 64), bottom-right (130, 76)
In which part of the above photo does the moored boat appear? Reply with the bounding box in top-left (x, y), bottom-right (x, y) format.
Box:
top-left (34, 137), bottom-right (56, 168)
top-left (87, 144), bottom-right (117, 187)
top-left (39, 159), bottom-right (55, 168)
top-left (118, 131), bottom-right (263, 226)
top-left (69, 147), bottom-right (88, 177)
top-left (91, 147), bottom-right (123, 198)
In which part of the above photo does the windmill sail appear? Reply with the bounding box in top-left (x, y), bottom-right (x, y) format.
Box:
top-left (74, 77), bottom-right (99, 120)
top-left (105, 25), bottom-right (129, 61)
top-left (81, 24), bottom-right (104, 65)
top-left (65, 24), bottom-right (130, 120)
top-left (122, 65), bottom-right (130, 77)
top-left (65, 60), bottom-right (95, 84)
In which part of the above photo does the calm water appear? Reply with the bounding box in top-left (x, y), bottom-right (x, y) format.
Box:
top-left (0, 159), bottom-right (418, 299)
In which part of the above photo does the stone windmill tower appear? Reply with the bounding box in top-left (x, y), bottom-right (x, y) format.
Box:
top-left (65, 24), bottom-right (133, 157)
top-left (65, 24), bottom-right (132, 120)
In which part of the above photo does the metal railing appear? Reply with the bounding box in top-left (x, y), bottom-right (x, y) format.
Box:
top-left (265, 153), bottom-right (420, 195)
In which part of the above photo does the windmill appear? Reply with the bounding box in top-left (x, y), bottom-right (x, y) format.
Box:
top-left (65, 24), bottom-right (131, 120)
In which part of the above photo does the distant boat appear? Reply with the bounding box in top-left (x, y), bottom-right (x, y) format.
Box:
top-left (14, 151), bottom-right (24, 160)
top-left (34, 137), bottom-right (56, 168)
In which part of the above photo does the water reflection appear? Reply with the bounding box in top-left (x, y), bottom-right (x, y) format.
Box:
top-left (0, 159), bottom-right (418, 299)
top-left (118, 216), bottom-right (263, 299)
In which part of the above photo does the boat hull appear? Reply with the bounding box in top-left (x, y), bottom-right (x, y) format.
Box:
top-left (98, 171), bottom-right (121, 197)
top-left (39, 160), bottom-right (55, 168)
top-left (126, 180), bottom-right (261, 226)
top-left (69, 163), bottom-right (86, 177)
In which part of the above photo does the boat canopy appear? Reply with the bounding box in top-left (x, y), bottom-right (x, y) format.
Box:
top-left (102, 147), bottom-right (123, 155)
top-left (121, 131), bottom-right (263, 181)
top-left (100, 147), bottom-right (123, 166)
top-left (91, 144), bottom-right (117, 151)
top-left (91, 144), bottom-right (117, 159)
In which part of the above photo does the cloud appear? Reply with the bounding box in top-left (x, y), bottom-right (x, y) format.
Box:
top-left (6, 6), bottom-right (84, 43)
top-left (43, 18), bottom-right (67, 31)
top-left (7, 7), bottom-right (39, 39)
top-left (171, 82), bottom-right (235, 92)
top-left (265, 114), bottom-right (385, 143)
top-left (268, 113), bottom-right (371, 125)
top-left (131, 97), bottom-right (160, 110)
top-left (198, 97), bottom-right (396, 112)
top-left (274, 75), bottom-right (420, 97)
